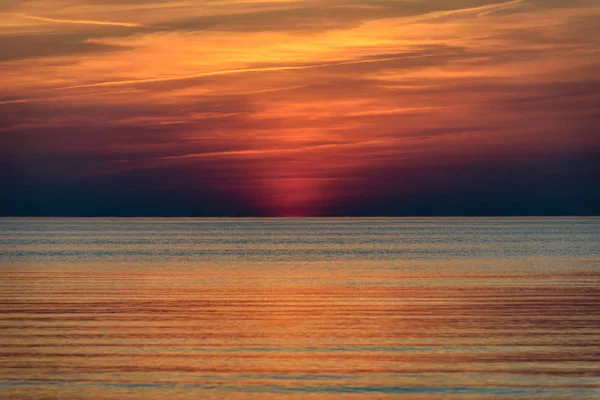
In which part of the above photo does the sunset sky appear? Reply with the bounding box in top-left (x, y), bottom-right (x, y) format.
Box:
top-left (1, 0), bottom-right (598, 216)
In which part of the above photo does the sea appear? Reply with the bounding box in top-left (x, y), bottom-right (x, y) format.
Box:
top-left (1, 217), bottom-right (599, 399)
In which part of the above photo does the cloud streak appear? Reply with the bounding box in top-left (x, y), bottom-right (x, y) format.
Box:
top-left (46, 54), bottom-right (434, 91)
top-left (141, 140), bottom-right (389, 162)
top-left (8, 12), bottom-right (144, 27)
top-left (398, 0), bottom-right (526, 22)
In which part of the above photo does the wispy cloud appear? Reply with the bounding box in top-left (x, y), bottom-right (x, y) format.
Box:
top-left (46, 54), bottom-right (432, 91)
top-left (0, 90), bottom-right (145, 106)
top-left (476, 0), bottom-right (524, 17)
top-left (135, 140), bottom-right (389, 162)
top-left (393, 0), bottom-right (526, 24)
top-left (8, 12), bottom-right (144, 27)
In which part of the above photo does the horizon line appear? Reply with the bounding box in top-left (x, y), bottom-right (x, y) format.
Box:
top-left (1, 215), bottom-right (598, 219)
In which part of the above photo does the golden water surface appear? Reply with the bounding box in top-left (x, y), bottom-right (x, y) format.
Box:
top-left (1, 218), bottom-right (599, 399)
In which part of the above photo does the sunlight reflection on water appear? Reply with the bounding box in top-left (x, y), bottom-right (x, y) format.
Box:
top-left (1, 218), bottom-right (599, 399)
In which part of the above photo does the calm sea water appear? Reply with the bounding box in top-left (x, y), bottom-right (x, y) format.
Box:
top-left (1, 218), bottom-right (599, 399)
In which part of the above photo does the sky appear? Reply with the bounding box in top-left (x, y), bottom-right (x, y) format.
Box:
top-left (1, 0), bottom-right (599, 216)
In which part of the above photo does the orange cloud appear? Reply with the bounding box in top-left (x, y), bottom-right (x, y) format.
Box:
top-left (7, 12), bottom-right (144, 27)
